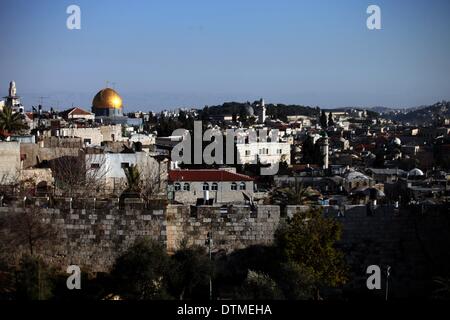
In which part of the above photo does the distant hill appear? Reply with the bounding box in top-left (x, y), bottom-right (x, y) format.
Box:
top-left (201, 100), bottom-right (449, 125)
top-left (368, 106), bottom-right (398, 114)
top-left (383, 101), bottom-right (450, 125)
top-left (266, 104), bottom-right (320, 120)
top-left (203, 101), bottom-right (320, 122)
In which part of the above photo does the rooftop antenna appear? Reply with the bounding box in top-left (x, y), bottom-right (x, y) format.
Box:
top-left (38, 96), bottom-right (49, 106)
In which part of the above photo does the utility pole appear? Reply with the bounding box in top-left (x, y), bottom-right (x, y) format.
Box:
top-left (385, 265), bottom-right (391, 301)
top-left (206, 232), bottom-right (213, 300)
top-left (38, 96), bottom-right (49, 107)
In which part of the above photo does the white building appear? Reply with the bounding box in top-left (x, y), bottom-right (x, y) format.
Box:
top-left (286, 115), bottom-right (314, 127)
top-left (236, 141), bottom-right (291, 165)
top-left (59, 124), bottom-right (124, 146)
top-left (129, 133), bottom-right (156, 146)
top-left (61, 107), bottom-right (95, 121)
top-left (85, 151), bottom-right (167, 194)
top-left (168, 169), bottom-right (254, 204)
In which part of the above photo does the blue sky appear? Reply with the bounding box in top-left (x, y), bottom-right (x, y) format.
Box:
top-left (0, 0), bottom-right (449, 111)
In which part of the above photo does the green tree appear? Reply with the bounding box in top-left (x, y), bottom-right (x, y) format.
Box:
top-left (15, 255), bottom-right (55, 300)
top-left (276, 262), bottom-right (315, 299)
top-left (319, 110), bottom-right (328, 128)
top-left (237, 270), bottom-right (284, 300)
top-left (301, 136), bottom-right (322, 165)
top-left (7, 206), bottom-right (57, 256)
top-left (200, 106), bottom-right (210, 121)
top-left (0, 106), bottom-right (28, 135)
top-left (285, 182), bottom-right (316, 205)
top-left (275, 208), bottom-right (347, 299)
top-left (328, 112), bottom-right (335, 126)
top-left (168, 245), bottom-right (212, 300)
top-left (123, 164), bottom-right (141, 195)
top-left (110, 238), bottom-right (172, 300)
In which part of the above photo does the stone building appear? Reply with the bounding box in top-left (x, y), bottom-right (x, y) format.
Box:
top-left (85, 151), bottom-right (168, 194)
top-left (60, 107), bottom-right (95, 121)
top-left (168, 169), bottom-right (254, 204)
top-left (236, 140), bottom-right (291, 166)
top-left (58, 124), bottom-right (124, 146)
top-left (0, 141), bottom-right (21, 184)
top-left (343, 170), bottom-right (374, 192)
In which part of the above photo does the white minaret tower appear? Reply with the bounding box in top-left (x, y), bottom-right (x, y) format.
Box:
top-left (9, 81), bottom-right (17, 97)
top-left (320, 135), bottom-right (329, 170)
top-left (258, 98), bottom-right (266, 123)
top-left (4, 80), bottom-right (23, 113)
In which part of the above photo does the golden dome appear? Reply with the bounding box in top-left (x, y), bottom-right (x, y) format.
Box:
top-left (92, 88), bottom-right (122, 109)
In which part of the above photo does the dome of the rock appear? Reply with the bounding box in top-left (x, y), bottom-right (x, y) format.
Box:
top-left (92, 88), bottom-right (123, 117)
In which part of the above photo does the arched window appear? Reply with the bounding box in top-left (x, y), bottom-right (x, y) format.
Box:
top-left (211, 182), bottom-right (218, 191)
top-left (174, 183), bottom-right (181, 191)
top-left (203, 182), bottom-right (210, 191)
top-left (239, 182), bottom-right (246, 190)
top-left (231, 182), bottom-right (237, 191)
top-left (183, 183), bottom-right (190, 191)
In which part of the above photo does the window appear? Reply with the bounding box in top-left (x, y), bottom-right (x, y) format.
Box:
top-left (231, 182), bottom-right (237, 191)
top-left (91, 163), bottom-right (100, 169)
top-left (121, 162), bottom-right (130, 168)
top-left (239, 182), bottom-right (246, 190)
top-left (203, 183), bottom-right (209, 191)
top-left (245, 150), bottom-right (251, 156)
top-left (174, 183), bottom-right (181, 191)
top-left (211, 182), bottom-right (218, 191)
top-left (277, 149), bottom-right (283, 154)
top-left (83, 138), bottom-right (92, 145)
top-left (183, 183), bottom-right (190, 191)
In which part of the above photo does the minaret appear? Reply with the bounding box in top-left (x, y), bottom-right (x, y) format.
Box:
top-left (4, 80), bottom-right (23, 113)
top-left (320, 135), bottom-right (329, 170)
top-left (258, 98), bottom-right (266, 123)
top-left (9, 81), bottom-right (17, 97)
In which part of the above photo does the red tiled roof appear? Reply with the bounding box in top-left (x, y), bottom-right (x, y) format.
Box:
top-left (69, 107), bottom-right (93, 115)
top-left (169, 169), bottom-right (254, 182)
top-left (62, 107), bottom-right (93, 117)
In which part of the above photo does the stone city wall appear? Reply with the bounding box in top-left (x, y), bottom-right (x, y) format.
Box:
top-left (0, 201), bottom-right (449, 299)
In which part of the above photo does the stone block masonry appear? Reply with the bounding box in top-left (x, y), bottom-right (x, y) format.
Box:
top-left (0, 204), bottom-right (281, 273)
top-left (0, 207), bottom-right (166, 273)
top-left (165, 205), bottom-right (280, 254)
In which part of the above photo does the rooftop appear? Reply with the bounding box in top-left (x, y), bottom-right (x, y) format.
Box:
top-left (169, 169), bottom-right (254, 182)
